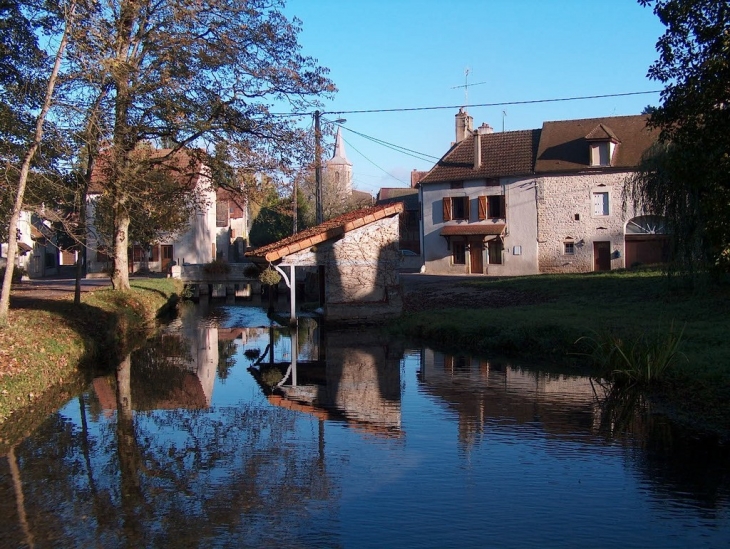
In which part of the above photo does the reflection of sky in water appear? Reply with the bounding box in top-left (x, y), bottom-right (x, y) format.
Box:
top-left (204, 304), bottom-right (281, 329)
top-left (2, 303), bottom-right (729, 549)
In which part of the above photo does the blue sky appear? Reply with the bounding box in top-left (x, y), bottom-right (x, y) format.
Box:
top-left (282, 0), bottom-right (667, 195)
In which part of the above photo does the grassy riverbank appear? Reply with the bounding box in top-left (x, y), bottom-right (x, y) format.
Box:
top-left (394, 269), bottom-right (730, 436)
top-left (0, 278), bottom-right (182, 436)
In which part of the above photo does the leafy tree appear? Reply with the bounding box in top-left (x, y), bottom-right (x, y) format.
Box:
top-left (249, 189), bottom-right (295, 247)
top-left (0, 0), bottom-right (72, 323)
top-left (63, 0), bottom-right (334, 290)
top-left (631, 0), bottom-right (730, 274)
top-left (90, 147), bottom-right (202, 265)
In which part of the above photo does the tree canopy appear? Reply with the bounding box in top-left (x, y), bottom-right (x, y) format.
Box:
top-left (631, 0), bottom-right (730, 274)
top-left (60, 0), bottom-right (334, 289)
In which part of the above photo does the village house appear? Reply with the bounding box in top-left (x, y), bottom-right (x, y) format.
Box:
top-left (86, 148), bottom-right (248, 275)
top-left (418, 110), bottom-right (663, 275)
top-left (1, 210), bottom-right (78, 278)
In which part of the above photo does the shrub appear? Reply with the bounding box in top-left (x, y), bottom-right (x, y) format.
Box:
top-left (243, 264), bottom-right (261, 278)
top-left (0, 266), bottom-right (26, 284)
top-left (203, 258), bottom-right (231, 275)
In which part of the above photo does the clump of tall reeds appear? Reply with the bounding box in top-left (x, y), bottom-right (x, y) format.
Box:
top-left (576, 322), bottom-right (686, 387)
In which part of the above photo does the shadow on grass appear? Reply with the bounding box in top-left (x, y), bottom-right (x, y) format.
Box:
top-left (0, 293), bottom-right (164, 453)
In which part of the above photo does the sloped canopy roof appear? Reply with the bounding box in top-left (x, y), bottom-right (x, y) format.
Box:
top-left (246, 202), bottom-right (404, 263)
top-left (440, 224), bottom-right (505, 236)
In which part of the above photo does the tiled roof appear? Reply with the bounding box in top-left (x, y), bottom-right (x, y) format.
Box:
top-left (377, 187), bottom-right (417, 200)
top-left (535, 115), bottom-right (657, 173)
top-left (440, 224), bottom-right (505, 236)
top-left (419, 129), bottom-right (541, 184)
top-left (585, 123), bottom-right (620, 142)
top-left (376, 188), bottom-right (418, 211)
top-left (89, 148), bottom-right (205, 194)
top-left (246, 202), bottom-right (404, 263)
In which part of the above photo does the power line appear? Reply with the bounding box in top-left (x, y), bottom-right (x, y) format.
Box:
top-left (332, 122), bottom-right (440, 163)
top-left (340, 135), bottom-right (410, 187)
top-left (274, 89), bottom-right (661, 117)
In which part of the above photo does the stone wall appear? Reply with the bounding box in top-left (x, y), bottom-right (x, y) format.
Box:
top-left (283, 214), bottom-right (403, 322)
top-left (536, 172), bottom-right (635, 273)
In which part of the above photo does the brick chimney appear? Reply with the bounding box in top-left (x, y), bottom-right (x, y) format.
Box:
top-left (477, 122), bottom-right (494, 135)
top-left (454, 108), bottom-right (473, 144)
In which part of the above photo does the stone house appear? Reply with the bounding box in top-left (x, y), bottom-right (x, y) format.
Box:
top-left (246, 203), bottom-right (404, 322)
top-left (86, 148), bottom-right (246, 275)
top-left (418, 110), bottom-right (662, 275)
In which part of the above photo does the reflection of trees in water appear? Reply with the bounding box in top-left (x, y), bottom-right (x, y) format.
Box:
top-left (1, 353), bottom-right (339, 547)
top-left (217, 339), bottom-right (237, 379)
top-left (592, 379), bottom-right (730, 511)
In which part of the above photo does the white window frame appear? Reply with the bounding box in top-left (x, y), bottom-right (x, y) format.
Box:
top-left (592, 191), bottom-right (610, 217)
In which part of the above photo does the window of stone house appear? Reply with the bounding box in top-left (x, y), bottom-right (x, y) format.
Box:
top-left (443, 196), bottom-right (468, 221)
top-left (592, 192), bottom-right (609, 216)
top-left (488, 195), bottom-right (505, 218)
top-left (564, 241), bottom-right (575, 255)
top-left (452, 241), bottom-right (466, 265)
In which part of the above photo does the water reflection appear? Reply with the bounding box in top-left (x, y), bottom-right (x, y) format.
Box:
top-left (0, 301), bottom-right (729, 548)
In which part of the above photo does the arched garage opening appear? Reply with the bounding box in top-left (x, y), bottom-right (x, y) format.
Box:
top-left (624, 215), bottom-right (669, 267)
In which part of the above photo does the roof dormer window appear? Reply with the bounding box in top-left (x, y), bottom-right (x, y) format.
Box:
top-left (590, 142), bottom-right (611, 166)
top-left (586, 124), bottom-right (620, 167)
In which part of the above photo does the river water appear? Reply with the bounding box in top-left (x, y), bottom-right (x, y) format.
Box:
top-left (1, 299), bottom-right (729, 548)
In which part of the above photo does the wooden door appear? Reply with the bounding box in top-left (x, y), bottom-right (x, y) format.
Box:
top-left (469, 241), bottom-right (484, 274)
top-left (161, 245), bottom-right (174, 272)
top-left (593, 241), bottom-right (611, 271)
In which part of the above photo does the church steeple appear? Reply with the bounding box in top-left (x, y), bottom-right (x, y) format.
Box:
top-left (330, 128), bottom-right (352, 166)
top-left (324, 127), bottom-right (352, 196)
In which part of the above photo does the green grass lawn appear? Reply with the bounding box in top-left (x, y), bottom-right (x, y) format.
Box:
top-left (394, 269), bottom-right (730, 435)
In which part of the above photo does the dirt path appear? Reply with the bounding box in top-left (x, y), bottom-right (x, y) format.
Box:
top-left (399, 273), bottom-right (547, 312)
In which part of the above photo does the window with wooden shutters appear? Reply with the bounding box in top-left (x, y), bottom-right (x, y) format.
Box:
top-left (452, 196), bottom-right (467, 220)
top-left (488, 195), bottom-right (505, 218)
top-left (478, 196), bottom-right (487, 220)
top-left (443, 196), bottom-right (468, 221)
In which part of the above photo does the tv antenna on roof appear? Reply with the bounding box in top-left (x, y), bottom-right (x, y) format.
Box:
top-left (451, 67), bottom-right (488, 109)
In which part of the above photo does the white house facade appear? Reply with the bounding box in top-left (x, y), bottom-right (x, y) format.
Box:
top-left (419, 111), bottom-right (662, 276)
top-left (86, 149), bottom-right (219, 275)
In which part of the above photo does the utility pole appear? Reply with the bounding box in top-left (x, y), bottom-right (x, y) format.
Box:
top-left (314, 110), bottom-right (323, 224)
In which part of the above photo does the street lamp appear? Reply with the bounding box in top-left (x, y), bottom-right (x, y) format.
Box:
top-left (313, 111), bottom-right (346, 225)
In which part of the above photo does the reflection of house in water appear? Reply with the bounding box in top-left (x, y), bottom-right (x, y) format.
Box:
top-left (93, 319), bottom-right (220, 412)
top-left (419, 349), bottom-right (600, 446)
top-left (251, 328), bottom-right (403, 437)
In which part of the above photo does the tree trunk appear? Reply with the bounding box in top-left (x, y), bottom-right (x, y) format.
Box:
top-left (0, 3), bottom-right (75, 323)
top-left (112, 208), bottom-right (131, 290)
